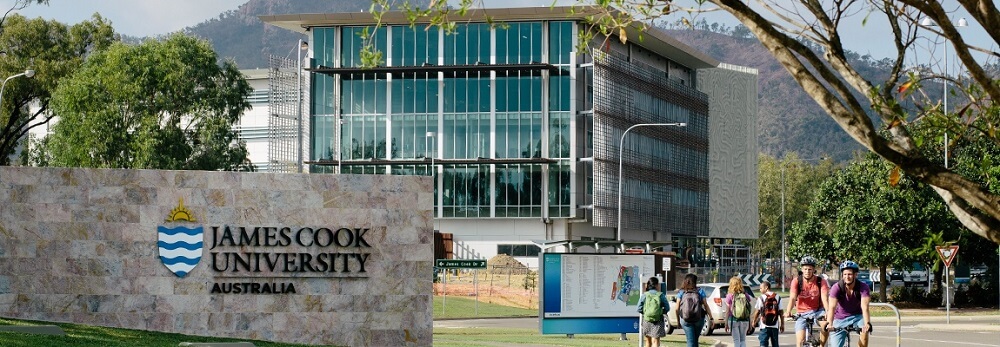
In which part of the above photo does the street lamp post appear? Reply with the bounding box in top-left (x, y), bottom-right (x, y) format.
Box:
top-left (297, 39), bottom-right (309, 173)
top-left (426, 131), bottom-right (436, 221)
top-left (778, 156), bottom-right (831, 291)
top-left (780, 164), bottom-right (786, 292)
top-left (0, 69), bottom-right (35, 108)
top-left (615, 122), bottom-right (686, 251)
top-left (921, 17), bottom-right (967, 169)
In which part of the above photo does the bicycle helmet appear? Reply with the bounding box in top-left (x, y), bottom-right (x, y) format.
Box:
top-left (800, 256), bottom-right (818, 267)
top-left (839, 260), bottom-right (860, 272)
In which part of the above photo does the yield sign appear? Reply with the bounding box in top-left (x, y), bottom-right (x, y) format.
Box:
top-left (936, 245), bottom-right (960, 268)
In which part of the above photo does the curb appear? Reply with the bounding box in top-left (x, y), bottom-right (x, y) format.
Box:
top-left (913, 323), bottom-right (1000, 332)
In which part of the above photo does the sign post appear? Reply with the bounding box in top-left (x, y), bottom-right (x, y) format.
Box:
top-left (436, 259), bottom-right (487, 316)
top-left (936, 245), bottom-right (959, 323)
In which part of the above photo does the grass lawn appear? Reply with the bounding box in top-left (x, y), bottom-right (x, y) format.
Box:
top-left (0, 318), bottom-right (314, 347)
top-left (433, 327), bottom-right (716, 347)
top-left (432, 296), bottom-right (714, 346)
top-left (434, 295), bottom-right (537, 319)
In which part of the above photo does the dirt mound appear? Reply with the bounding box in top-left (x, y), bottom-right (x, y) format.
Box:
top-left (487, 254), bottom-right (529, 274)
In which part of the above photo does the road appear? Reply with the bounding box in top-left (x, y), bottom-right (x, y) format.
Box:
top-left (435, 315), bottom-right (1000, 347)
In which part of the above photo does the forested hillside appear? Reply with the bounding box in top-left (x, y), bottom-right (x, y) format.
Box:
top-left (667, 27), bottom-right (872, 161)
top-left (181, 0), bottom-right (427, 69)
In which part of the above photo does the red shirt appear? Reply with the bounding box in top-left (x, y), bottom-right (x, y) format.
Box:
top-left (792, 276), bottom-right (829, 312)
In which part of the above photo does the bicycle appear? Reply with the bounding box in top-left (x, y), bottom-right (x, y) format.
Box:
top-left (788, 313), bottom-right (826, 347)
top-left (829, 324), bottom-right (868, 347)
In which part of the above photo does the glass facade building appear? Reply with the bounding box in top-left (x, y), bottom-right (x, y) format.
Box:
top-left (263, 7), bottom-right (758, 267)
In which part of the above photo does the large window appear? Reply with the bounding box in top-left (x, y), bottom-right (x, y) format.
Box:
top-left (443, 23), bottom-right (489, 65)
top-left (389, 114), bottom-right (437, 159)
top-left (496, 164), bottom-right (544, 217)
top-left (391, 25), bottom-right (439, 66)
top-left (341, 115), bottom-right (387, 160)
top-left (497, 244), bottom-right (541, 257)
top-left (442, 164), bottom-right (490, 217)
top-left (495, 76), bottom-right (542, 112)
top-left (442, 113), bottom-right (490, 159)
top-left (548, 21), bottom-right (574, 65)
top-left (496, 22), bottom-right (542, 64)
top-left (342, 26), bottom-right (386, 67)
top-left (495, 112), bottom-right (542, 159)
top-left (391, 73), bottom-right (438, 114)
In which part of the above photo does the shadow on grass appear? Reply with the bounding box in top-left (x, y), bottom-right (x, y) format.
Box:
top-left (0, 317), bottom-right (317, 347)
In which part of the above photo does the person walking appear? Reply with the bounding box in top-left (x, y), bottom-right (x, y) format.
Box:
top-left (724, 276), bottom-right (753, 347)
top-left (636, 276), bottom-right (669, 347)
top-left (676, 273), bottom-right (714, 347)
top-left (751, 281), bottom-right (784, 347)
top-left (826, 260), bottom-right (872, 347)
top-left (785, 256), bottom-right (830, 347)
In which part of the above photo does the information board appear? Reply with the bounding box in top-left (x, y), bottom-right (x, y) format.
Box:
top-left (541, 253), bottom-right (656, 318)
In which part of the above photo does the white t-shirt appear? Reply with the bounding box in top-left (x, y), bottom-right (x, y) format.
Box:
top-left (754, 291), bottom-right (781, 329)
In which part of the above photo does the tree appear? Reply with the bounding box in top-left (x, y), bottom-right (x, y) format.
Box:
top-left (790, 154), bottom-right (963, 300)
top-left (0, 13), bottom-right (115, 164)
top-left (42, 34), bottom-right (253, 171)
top-left (0, 0), bottom-right (47, 29)
top-left (372, 1), bottom-right (1000, 244)
top-left (756, 153), bottom-right (839, 259)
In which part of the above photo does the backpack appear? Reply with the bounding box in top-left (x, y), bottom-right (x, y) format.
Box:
top-left (732, 293), bottom-right (751, 321)
top-left (678, 290), bottom-right (706, 323)
top-left (642, 292), bottom-right (664, 323)
top-left (761, 292), bottom-right (780, 326)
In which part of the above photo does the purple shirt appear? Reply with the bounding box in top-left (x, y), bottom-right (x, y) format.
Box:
top-left (829, 281), bottom-right (870, 320)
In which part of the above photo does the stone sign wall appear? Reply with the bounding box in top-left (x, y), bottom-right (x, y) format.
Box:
top-left (0, 167), bottom-right (433, 346)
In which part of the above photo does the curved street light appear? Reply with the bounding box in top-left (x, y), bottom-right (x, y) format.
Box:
top-left (0, 69), bottom-right (35, 108)
top-left (920, 17), bottom-right (967, 169)
top-left (615, 122), bottom-right (686, 251)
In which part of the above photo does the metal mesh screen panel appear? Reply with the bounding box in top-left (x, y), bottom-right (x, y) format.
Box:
top-left (268, 55), bottom-right (301, 173)
top-left (591, 50), bottom-right (710, 237)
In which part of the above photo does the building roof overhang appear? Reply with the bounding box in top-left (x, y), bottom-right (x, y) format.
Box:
top-left (306, 157), bottom-right (558, 166)
top-left (261, 6), bottom-right (719, 69)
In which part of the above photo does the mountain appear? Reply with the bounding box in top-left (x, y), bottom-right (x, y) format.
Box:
top-left (182, 0), bottom-right (431, 70)
top-left (182, 1), bottom-right (873, 161)
top-left (667, 29), bottom-right (868, 161)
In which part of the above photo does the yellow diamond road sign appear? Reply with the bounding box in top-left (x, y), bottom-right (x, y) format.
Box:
top-left (936, 245), bottom-right (959, 268)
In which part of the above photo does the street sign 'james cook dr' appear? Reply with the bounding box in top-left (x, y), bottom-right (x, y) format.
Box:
top-left (436, 259), bottom-right (487, 269)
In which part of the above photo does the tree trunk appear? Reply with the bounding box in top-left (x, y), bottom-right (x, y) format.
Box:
top-left (879, 264), bottom-right (888, 302)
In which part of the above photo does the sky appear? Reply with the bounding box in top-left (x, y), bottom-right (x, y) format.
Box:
top-left (11, 0), bottom-right (997, 66)
top-left (15, 0), bottom-right (246, 37)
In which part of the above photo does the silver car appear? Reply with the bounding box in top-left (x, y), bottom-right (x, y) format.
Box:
top-left (666, 283), bottom-right (755, 336)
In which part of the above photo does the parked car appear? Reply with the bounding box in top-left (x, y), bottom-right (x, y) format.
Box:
top-left (970, 265), bottom-right (988, 279)
top-left (871, 268), bottom-right (903, 283)
top-left (903, 263), bottom-right (929, 285)
top-left (856, 270), bottom-right (874, 288)
top-left (666, 283), bottom-right (756, 336)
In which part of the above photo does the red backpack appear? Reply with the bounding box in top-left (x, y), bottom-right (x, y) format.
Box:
top-left (761, 292), bottom-right (780, 326)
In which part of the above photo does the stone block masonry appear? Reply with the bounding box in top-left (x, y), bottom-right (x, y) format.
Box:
top-left (0, 167), bottom-right (433, 346)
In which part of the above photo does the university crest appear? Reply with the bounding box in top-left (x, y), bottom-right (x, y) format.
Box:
top-left (158, 198), bottom-right (203, 277)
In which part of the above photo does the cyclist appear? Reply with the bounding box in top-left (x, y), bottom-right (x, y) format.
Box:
top-left (825, 260), bottom-right (871, 347)
top-left (785, 256), bottom-right (829, 347)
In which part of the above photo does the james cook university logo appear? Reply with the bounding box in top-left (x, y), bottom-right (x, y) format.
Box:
top-left (158, 198), bottom-right (203, 278)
